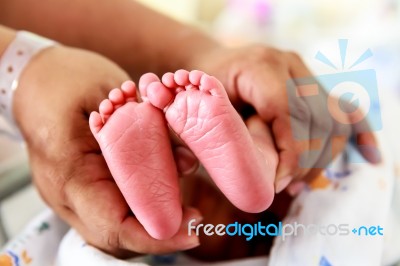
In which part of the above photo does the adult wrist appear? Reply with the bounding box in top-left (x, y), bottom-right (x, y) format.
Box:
top-left (0, 27), bottom-right (16, 57)
top-left (0, 31), bottom-right (56, 140)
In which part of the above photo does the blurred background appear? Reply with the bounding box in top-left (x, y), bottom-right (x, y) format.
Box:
top-left (1, 0), bottom-right (400, 247)
top-left (139, 0), bottom-right (400, 94)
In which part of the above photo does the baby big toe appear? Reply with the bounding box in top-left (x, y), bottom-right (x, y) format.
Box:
top-left (139, 73), bottom-right (160, 100)
top-left (199, 74), bottom-right (226, 97)
top-left (147, 82), bottom-right (174, 110)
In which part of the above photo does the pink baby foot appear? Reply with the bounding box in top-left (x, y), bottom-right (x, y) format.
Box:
top-left (89, 81), bottom-right (182, 240)
top-left (140, 70), bottom-right (275, 213)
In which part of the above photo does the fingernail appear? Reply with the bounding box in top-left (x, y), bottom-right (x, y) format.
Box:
top-left (181, 163), bottom-right (200, 176)
top-left (182, 206), bottom-right (204, 227)
top-left (183, 215), bottom-right (202, 250)
top-left (185, 214), bottom-right (203, 226)
top-left (287, 181), bottom-right (306, 196)
top-left (369, 149), bottom-right (382, 164)
top-left (275, 175), bottom-right (293, 194)
top-left (184, 237), bottom-right (200, 249)
top-left (176, 231), bottom-right (201, 250)
top-left (358, 145), bottom-right (382, 164)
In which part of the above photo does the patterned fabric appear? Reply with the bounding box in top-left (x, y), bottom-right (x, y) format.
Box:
top-left (269, 96), bottom-right (400, 266)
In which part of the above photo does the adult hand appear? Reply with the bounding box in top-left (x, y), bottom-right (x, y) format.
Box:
top-left (13, 45), bottom-right (201, 256)
top-left (192, 44), bottom-right (380, 192)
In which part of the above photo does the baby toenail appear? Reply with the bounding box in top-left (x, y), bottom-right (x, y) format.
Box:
top-left (176, 88), bottom-right (185, 93)
top-left (186, 85), bottom-right (196, 90)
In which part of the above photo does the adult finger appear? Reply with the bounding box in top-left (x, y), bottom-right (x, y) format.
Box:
top-left (235, 64), bottom-right (303, 193)
top-left (346, 106), bottom-right (381, 164)
top-left (245, 115), bottom-right (279, 176)
top-left (271, 114), bottom-right (303, 192)
top-left (355, 131), bottom-right (381, 163)
top-left (62, 154), bottom-right (202, 255)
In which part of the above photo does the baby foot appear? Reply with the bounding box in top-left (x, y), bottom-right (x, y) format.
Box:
top-left (89, 81), bottom-right (182, 240)
top-left (140, 70), bottom-right (275, 212)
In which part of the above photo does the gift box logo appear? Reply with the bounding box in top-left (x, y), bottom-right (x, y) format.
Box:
top-left (287, 39), bottom-right (382, 168)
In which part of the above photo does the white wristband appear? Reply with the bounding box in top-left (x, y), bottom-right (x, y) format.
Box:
top-left (0, 31), bottom-right (56, 140)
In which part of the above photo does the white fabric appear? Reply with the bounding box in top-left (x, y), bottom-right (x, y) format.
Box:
top-left (269, 96), bottom-right (400, 266)
top-left (55, 228), bottom-right (270, 266)
top-left (0, 209), bottom-right (68, 266)
top-left (56, 229), bottom-right (148, 266)
top-left (57, 229), bottom-right (268, 266)
top-left (0, 210), bottom-right (269, 266)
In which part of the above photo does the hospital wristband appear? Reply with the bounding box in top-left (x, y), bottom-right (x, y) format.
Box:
top-left (0, 31), bottom-right (57, 140)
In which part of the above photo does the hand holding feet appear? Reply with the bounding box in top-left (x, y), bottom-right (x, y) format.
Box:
top-left (140, 70), bottom-right (276, 212)
top-left (89, 70), bottom-right (277, 241)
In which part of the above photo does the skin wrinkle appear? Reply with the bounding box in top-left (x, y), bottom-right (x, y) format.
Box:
top-left (203, 123), bottom-right (228, 148)
top-left (117, 143), bottom-right (162, 171)
top-left (117, 130), bottom-right (161, 160)
top-left (184, 123), bottom-right (222, 147)
top-left (167, 102), bottom-right (186, 136)
top-left (101, 116), bottom-right (143, 154)
top-left (186, 93), bottom-right (196, 131)
top-left (65, 174), bottom-right (112, 215)
top-left (209, 132), bottom-right (231, 151)
top-left (180, 94), bottom-right (201, 135)
top-left (39, 158), bottom-right (70, 207)
top-left (174, 91), bottom-right (220, 136)
top-left (148, 179), bottom-right (176, 204)
top-left (180, 97), bottom-right (230, 146)
top-left (199, 146), bottom-right (233, 165)
top-left (114, 131), bottom-right (172, 202)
